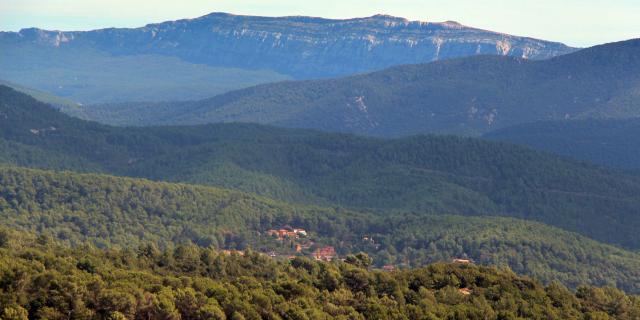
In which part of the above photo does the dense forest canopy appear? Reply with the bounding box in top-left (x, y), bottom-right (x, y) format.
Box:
top-left (0, 231), bottom-right (638, 320)
top-left (484, 118), bottom-right (640, 171)
top-left (1, 166), bottom-right (640, 293)
top-left (2, 86), bottom-right (640, 251)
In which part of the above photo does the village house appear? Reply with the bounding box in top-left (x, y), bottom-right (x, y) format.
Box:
top-left (221, 250), bottom-right (245, 256)
top-left (452, 258), bottom-right (473, 264)
top-left (458, 288), bottom-right (473, 295)
top-left (382, 265), bottom-right (396, 272)
top-left (293, 228), bottom-right (307, 236)
top-left (312, 246), bottom-right (336, 261)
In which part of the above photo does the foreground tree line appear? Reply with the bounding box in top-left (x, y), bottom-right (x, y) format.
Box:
top-left (1, 231), bottom-right (638, 320)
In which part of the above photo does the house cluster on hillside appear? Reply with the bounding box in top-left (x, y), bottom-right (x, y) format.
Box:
top-left (262, 227), bottom-right (339, 262)
top-left (266, 227), bottom-right (308, 240)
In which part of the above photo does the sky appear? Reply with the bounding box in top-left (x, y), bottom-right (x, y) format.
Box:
top-left (1, 0), bottom-right (639, 47)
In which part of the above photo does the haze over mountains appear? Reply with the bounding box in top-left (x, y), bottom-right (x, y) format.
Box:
top-left (3, 85), bottom-right (640, 251)
top-left (0, 12), bottom-right (576, 103)
top-left (58, 38), bottom-right (640, 137)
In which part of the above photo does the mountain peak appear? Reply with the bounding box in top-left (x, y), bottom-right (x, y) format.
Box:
top-left (189, 12), bottom-right (466, 30)
top-left (368, 14), bottom-right (408, 21)
top-left (201, 12), bottom-right (236, 18)
top-left (442, 20), bottom-right (463, 26)
top-left (365, 14), bottom-right (462, 27)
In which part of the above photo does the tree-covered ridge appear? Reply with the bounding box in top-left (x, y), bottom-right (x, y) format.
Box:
top-left (484, 118), bottom-right (640, 171)
top-left (365, 215), bottom-right (640, 293)
top-left (3, 85), bottom-right (640, 250)
top-left (63, 39), bottom-right (640, 137)
top-left (0, 166), bottom-right (353, 249)
top-left (0, 233), bottom-right (638, 320)
top-left (0, 79), bottom-right (80, 110)
top-left (2, 166), bottom-right (640, 293)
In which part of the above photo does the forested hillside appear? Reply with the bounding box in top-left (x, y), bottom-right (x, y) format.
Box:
top-left (0, 79), bottom-right (80, 110)
top-left (484, 118), bottom-right (640, 171)
top-left (3, 85), bottom-right (640, 251)
top-left (3, 6), bottom-right (639, 319)
top-left (2, 233), bottom-right (637, 320)
top-left (2, 166), bottom-right (640, 293)
top-left (75, 39), bottom-right (640, 136)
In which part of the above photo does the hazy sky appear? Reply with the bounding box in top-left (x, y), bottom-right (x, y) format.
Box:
top-left (1, 0), bottom-right (639, 47)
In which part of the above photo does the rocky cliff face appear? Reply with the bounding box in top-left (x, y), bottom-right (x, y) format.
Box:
top-left (2, 12), bottom-right (577, 78)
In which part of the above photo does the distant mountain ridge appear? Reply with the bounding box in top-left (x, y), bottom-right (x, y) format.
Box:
top-left (0, 12), bottom-right (576, 103)
top-left (5, 12), bottom-right (577, 77)
top-left (70, 39), bottom-right (640, 136)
